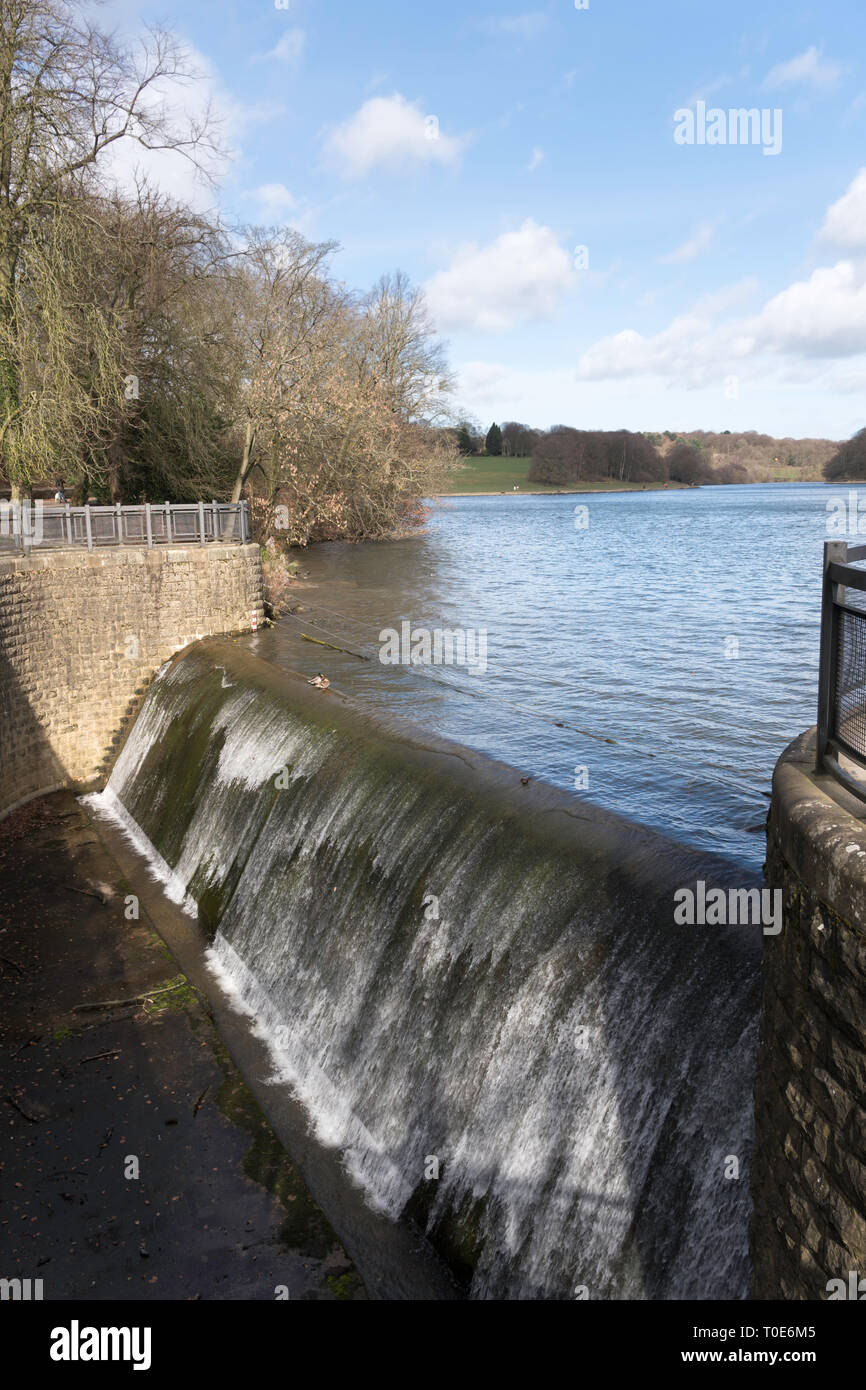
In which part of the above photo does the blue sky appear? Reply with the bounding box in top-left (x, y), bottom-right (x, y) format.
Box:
top-left (102, 0), bottom-right (866, 440)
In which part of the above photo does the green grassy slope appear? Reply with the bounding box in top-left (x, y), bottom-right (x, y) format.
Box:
top-left (440, 456), bottom-right (680, 495)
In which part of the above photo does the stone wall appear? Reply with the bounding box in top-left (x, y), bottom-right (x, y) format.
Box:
top-left (0, 544), bottom-right (263, 819)
top-left (752, 729), bottom-right (866, 1298)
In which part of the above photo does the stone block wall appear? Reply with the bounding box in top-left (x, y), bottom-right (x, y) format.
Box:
top-left (0, 544), bottom-right (263, 818)
top-left (752, 729), bottom-right (866, 1298)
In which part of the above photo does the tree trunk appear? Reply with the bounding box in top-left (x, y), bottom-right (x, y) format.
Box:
top-left (231, 419), bottom-right (255, 503)
top-left (107, 435), bottom-right (124, 503)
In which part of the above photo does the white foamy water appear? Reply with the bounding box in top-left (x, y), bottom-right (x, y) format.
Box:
top-left (94, 643), bottom-right (759, 1299)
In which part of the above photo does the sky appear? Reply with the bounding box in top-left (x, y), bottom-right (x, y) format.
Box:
top-left (98, 0), bottom-right (866, 441)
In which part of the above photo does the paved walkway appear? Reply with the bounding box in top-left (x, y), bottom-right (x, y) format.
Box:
top-left (0, 792), bottom-right (365, 1301)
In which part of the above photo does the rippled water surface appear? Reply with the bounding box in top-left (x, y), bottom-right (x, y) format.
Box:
top-left (250, 483), bottom-right (834, 869)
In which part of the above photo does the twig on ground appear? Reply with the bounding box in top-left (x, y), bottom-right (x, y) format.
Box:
top-left (72, 981), bottom-right (186, 1013)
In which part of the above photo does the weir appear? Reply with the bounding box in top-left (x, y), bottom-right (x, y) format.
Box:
top-left (88, 637), bottom-right (761, 1299)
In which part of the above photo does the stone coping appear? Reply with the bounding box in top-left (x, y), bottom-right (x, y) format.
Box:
top-left (772, 728), bottom-right (866, 936)
top-left (0, 542), bottom-right (259, 572)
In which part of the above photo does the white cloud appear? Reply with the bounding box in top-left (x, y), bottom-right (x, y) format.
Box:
top-left (323, 94), bottom-right (463, 179)
top-left (526, 146), bottom-right (544, 173)
top-left (577, 314), bottom-right (717, 384)
top-left (458, 360), bottom-right (517, 403)
top-left (99, 41), bottom-right (245, 209)
top-left (820, 168), bottom-right (866, 251)
top-left (764, 46), bottom-right (843, 90)
top-left (425, 220), bottom-right (574, 332)
top-left (454, 358), bottom-right (859, 437)
top-left (455, 360), bottom-right (581, 418)
top-left (571, 282), bottom-right (748, 385)
top-left (660, 221), bottom-right (716, 264)
top-left (744, 260), bottom-right (866, 358)
top-left (254, 29), bottom-right (305, 64)
top-left (576, 236), bottom-right (866, 392)
top-left (246, 182), bottom-right (297, 221)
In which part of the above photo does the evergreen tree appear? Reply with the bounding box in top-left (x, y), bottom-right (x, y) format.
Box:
top-left (456, 422), bottom-right (475, 455)
top-left (485, 422), bottom-right (502, 456)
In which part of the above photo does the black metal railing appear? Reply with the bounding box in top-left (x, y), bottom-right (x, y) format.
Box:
top-left (816, 538), bottom-right (866, 799)
top-left (0, 500), bottom-right (251, 553)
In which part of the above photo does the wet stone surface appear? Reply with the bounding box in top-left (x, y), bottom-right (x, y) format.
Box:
top-left (0, 791), bottom-right (365, 1301)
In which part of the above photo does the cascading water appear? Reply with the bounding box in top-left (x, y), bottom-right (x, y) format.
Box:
top-left (87, 638), bottom-right (761, 1299)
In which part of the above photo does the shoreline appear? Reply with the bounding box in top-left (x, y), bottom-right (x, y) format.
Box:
top-left (434, 484), bottom-right (690, 498)
top-left (434, 477), bottom-right (829, 498)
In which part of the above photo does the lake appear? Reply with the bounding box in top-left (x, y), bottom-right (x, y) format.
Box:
top-left (250, 482), bottom-right (837, 870)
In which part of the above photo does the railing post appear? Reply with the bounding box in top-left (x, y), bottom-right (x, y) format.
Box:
top-left (84, 505), bottom-right (93, 551)
top-left (65, 501), bottom-right (72, 546)
top-left (165, 501), bottom-right (171, 543)
top-left (211, 499), bottom-right (218, 543)
top-left (816, 539), bottom-right (848, 773)
top-left (198, 500), bottom-right (206, 545)
top-left (242, 500), bottom-right (250, 542)
top-left (115, 500), bottom-right (123, 545)
top-left (145, 502), bottom-right (152, 547)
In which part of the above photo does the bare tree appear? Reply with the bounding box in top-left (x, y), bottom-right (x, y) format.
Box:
top-left (80, 183), bottom-right (234, 500)
top-left (356, 270), bottom-right (454, 424)
top-left (0, 0), bottom-right (221, 493)
top-left (223, 225), bottom-right (339, 505)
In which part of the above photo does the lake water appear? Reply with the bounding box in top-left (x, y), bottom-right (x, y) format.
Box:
top-left (249, 482), bottom-right (836, 871)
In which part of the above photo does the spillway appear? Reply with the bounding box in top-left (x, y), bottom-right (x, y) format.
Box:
top-left (87, 638), bottom-right (761, 1299)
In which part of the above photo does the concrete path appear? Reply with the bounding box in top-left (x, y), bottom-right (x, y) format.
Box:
top-left (0, 792), bottom-right (365, 1301)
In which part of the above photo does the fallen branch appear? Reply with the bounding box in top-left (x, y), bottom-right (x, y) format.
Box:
top-left (300, 632), bottom-right (369, 660)
top-left (73, 981), bottom-right (186, 1013)
top-left (79, 1050), bottom-right (121, 1064)
top-left (3, 1093), bottom-right (39, 1123)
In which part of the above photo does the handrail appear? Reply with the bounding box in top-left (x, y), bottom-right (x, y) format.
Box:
top-left (0, 499), bottom-right (251, 553)
top-left (827, 561), bottom-right (866, 591)
top-left (816, 538), bottom-right (866, 800)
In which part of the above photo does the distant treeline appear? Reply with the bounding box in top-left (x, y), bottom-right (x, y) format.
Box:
top-left (456, 419), bottom-right (844, 486)
top-left (823, 428), bottom-right (866, 481)
top-left (529, 429), bottom-right (724, 486)
top-left (0, 0), bottom-right (460, 551)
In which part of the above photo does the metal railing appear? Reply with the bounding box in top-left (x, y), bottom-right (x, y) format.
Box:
top-left (816, 538), bottom-right (866, 800)
top-left (0, 500), bottom-right (250, 553)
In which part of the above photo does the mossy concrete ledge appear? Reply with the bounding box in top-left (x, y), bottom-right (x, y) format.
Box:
top-left (752, 728), bottom-right (866, 1299)
top-left (0, 543), bottom-right (264, 820)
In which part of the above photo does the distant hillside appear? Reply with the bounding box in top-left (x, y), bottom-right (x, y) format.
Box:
top-left (646, 430), bottom-right (839, 482)
top-left (465, 420), bottom-right (843, 490)
top-left (525, 426), bottom-right (841, 489)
